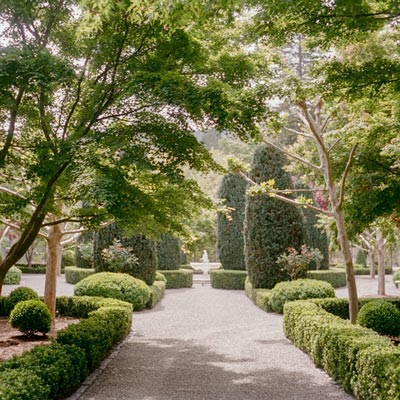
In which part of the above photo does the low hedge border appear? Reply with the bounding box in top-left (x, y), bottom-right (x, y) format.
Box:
top-left (15, 266), bottom-right (47, 274)
top-left (0, 296), bottom-right (132, 400)
top-left (244, 278), bottom-right (272, 312)
top-left (210, 270), bottom-right (247, 290)
top-left (334, 264), bottom-right (393, 275)
top-left (64, 266), bottom-right (95, 284)
top-left (307, 268), bottom-right (346, 288)
top-left (158, 269), bottom-right (193, 289)
top-left (147, 281), bottom-right (166, 308)
top-left (283, 299), bottom-right (400, 399)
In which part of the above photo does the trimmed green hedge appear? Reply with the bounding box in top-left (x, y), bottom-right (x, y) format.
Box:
top-left (64, 266), bottom-right (95, 284)
top-left (210, 270), bottom-right (247, 290)
top-left (245, 278), bottom-right (272, 312)
top-left (334, 264), bottom-right (393, 275)
top-left (147, 281), bottom-right (166, 308)
top-left (307, 268), bottom-right (346, 288)
top-left (17, 267), bottom-right (46, 274)
top-left (158, 269), bottom-right (193, 289)
top-left (74, 272), bottom-right (151, 311)
top-left (4, 266), bottom-right (22, 285)
top-left (283, 299), bottom-right (400, 399)
top-left (0, 296), bottom-right (132, 400)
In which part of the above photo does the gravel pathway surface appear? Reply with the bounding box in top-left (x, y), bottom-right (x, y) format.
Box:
top-left (77, 285), bottom-right (353, 400)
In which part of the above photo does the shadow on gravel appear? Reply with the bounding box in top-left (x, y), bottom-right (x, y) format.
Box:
top-left (83, 338), bottom-right (352, 400)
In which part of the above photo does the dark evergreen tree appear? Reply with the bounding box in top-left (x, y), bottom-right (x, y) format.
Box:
top-left (296, 184), bottom-right (330, 270)
top-left (157, 234), bottom-right (181, 270)
top-left (74, 231), bottom-right (94, 269)
top-left (93, 225), bottom-right (157, 285)
top-left (217, 174), bottom-right (247, 270)
top-left (356, 249), bottom-right (367, 267)
top-left (244, 145), bottom-right (304, 289)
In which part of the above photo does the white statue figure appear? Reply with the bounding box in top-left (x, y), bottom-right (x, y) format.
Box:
top-left (201, 250), bottom-right (209, 263)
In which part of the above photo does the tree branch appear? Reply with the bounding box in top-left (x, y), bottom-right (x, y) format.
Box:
top-left (261, 137), bottom-right (322, 172)
top-left (338, 144), bottom-right (358, 209)
top-left (237, 171), bottom-right (333, 216)
top-left (0, 186), bottom-right (26, 200)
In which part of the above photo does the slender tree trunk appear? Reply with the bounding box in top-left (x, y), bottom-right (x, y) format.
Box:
top-left (334, 210), bottom-right (359, 323)
top-left (44, 224), bottom-right (63, 327)
top-left (369, 250), bottom-right (376, 279)
top-left (376, 229), bottom-right (385, 296)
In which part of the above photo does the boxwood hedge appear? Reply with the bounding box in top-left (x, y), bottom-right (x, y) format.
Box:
top-left (0, 296), bottom-right (132, 400)
top-left (283, 299), bottom-right (400, 399)
top-left (64, 266), bottom-right (95, 284)
top-left (306, 268), bottom-right (346, 288)
top-left (158, 269), bottom-right (193, 289)
top-left (210, 270), bottom-right (248, 290)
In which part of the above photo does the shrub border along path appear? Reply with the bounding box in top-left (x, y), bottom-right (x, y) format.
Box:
top-left (75, 285), bottom-right (352, 400)
top-left (0, 296), bottom-right (133, 400)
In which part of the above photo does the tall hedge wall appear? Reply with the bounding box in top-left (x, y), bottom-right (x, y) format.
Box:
top-left (244, 145), bottom-right (304, 289)
top-left (93, 224), bottom-right (157, 285)
top-left (156, 234), bottom-right (181, 270)
top-left (217, 173), bottom-right (247, 270)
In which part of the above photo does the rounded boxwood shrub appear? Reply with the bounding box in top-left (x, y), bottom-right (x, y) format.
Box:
top-left (4, 266), bottom-right (22, 285)
top-left (74, 272), bottom-right (151, 311)
top-left (6, 287), bottom-right (39, 314)
top-left (9, 300), bottom-right (52, 337)
top-left (155, 271), bottom-right (167, 282)
top-left (269, 278), bottom-right (335, 314)
top-left (357, 300), bottom-right (400, 336)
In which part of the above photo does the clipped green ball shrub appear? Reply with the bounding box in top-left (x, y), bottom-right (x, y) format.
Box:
top-left (6, 287), bottom-right (39, 314)
top-left (9, 300), bottom-right (52, 337)
top-left (74, 272), bottom-right (151, 311)
top-left (357, 300), bottom-right (400, 336)
top-left (269, 278), bottom-right (335, 314)
top-left (155, 271), bottom-right (167, 282)
top-left (4, 266), bottom-right (22, 285)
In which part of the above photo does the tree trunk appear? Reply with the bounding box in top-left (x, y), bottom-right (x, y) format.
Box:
top-left (335, 210), bottom-right (359, 323)
top-left (44, 224), bottom-right (63, 326)
top-left (369, 250), bottom-right (376, 279)
top-left (376, 229), bottom-right (385, 296)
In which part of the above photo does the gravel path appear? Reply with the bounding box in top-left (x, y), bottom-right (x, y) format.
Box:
top-left (77, 285), bottom-right (353, 400)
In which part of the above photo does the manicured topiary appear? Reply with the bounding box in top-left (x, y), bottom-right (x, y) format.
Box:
top-left (64, 266), bottom-right (95, 284)
top-left (217, 173), bottom-right (247, 270)
top-left (160, 269), bottom-right (193, 288)
top-left (9, 300), bottom-right (52, 337)
top-left (75, 231), bottom-right (94, 269)
top-left (6, 287), bottom-right (39, 314)
top-left (210, 269), bottom-right (247, 290)
top-left (269, 278), bottom-right (335, 314)
top-left (299, 184), bottom-right (329, 270)
top-left (155, 271), bottom-right (167, 282)
top-left (61, 249), bottom-right (75, 267)
top-left (93, 225), bottom-right (157, 285)
top-left (244, 145), bottom-right (304, 288)
top-left (4, 266), bottom-right (22, 285)
top-left (157, 234), bottom-right (181, 270)
top-left (355, 249), bottom-right (367, 267)
top-left (74, 272), bottom-right (151, 311)
top-left (357, 300), bottom-right (400, 336)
